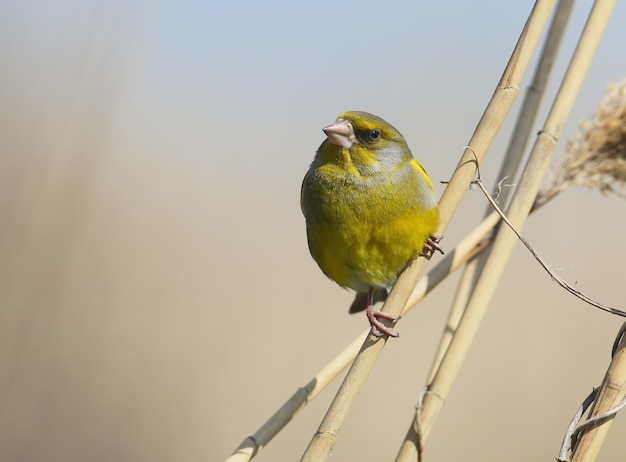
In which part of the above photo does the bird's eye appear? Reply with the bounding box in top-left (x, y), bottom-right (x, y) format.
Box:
top-left (369, 130), bottom-right (381, 140)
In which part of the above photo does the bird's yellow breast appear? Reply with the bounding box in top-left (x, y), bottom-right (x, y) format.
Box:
top-left (301, 155), bottom-right (440, 292)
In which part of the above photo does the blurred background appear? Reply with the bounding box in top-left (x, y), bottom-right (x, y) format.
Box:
top-left (1, 1), bottom-right (625, 461)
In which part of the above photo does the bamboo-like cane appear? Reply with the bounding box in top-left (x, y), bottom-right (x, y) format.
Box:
top-left (224, 211), bottom-right (498, 462)
top-left (226, 75), bottom-right (626, 462)
top-left (227, 7), bottom-right (626, 462)
top-left (396, 2), bottom-right (617, 461)
top-left (425, 0), bottom-right (574, 386)
top-left (227, 73), bottom-right (625, 460)
top-left (225, 333), bottom-right (365, 462)
top-left (298, 2), bottom-right (556, 460)
top-left (569, 322), bottom-right (626, 461)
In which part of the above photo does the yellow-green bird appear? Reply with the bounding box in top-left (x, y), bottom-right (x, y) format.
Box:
top-left (301, 111), bottom-right (442, 337)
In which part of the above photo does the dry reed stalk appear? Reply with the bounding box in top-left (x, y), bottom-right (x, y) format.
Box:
top-left (225, 334), bottom-right (365, 462)
top-left (396, 2), bottom-right (617, 461)
top-left (227, 5), bottom-right (626, 462)
top-left (570, 322), bottom-right (626, 461)
top-left (225, 211), bottom-right (498, 462)
top-left (299, 1), bottom-right (556, 460)
top-left (227, 77), bottom-right (626, 462)
top-left (425, 0), bottom-right (574, 386)
top-left (550, 81), bottom-right (626, 460)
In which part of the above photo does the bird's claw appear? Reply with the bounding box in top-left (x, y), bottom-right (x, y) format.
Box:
top-left (367, 308), bottom-right (400, 338)
top-left (421, 234), bottom-right (444, 259)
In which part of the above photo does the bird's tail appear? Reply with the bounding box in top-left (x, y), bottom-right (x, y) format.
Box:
top-left (348, 288), bottom-right (388, 314)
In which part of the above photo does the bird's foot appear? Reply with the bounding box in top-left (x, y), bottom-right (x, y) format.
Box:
top-left (366, 304), bottom-right (400, 338)
top-left (421, 234), bottom-right (444, 259)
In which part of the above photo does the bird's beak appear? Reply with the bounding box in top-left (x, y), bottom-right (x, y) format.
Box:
top-left (323, 119), bottom-right (355, 149)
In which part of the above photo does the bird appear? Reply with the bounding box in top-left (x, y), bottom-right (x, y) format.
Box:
top-left (301, 111), bottom-right (443, 338)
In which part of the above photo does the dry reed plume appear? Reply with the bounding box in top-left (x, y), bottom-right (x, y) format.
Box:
top-left (536, 80), bottom-right (626, 208)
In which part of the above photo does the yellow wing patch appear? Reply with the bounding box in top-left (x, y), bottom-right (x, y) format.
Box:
top-left (411, 158), bottom-right (434, 191)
